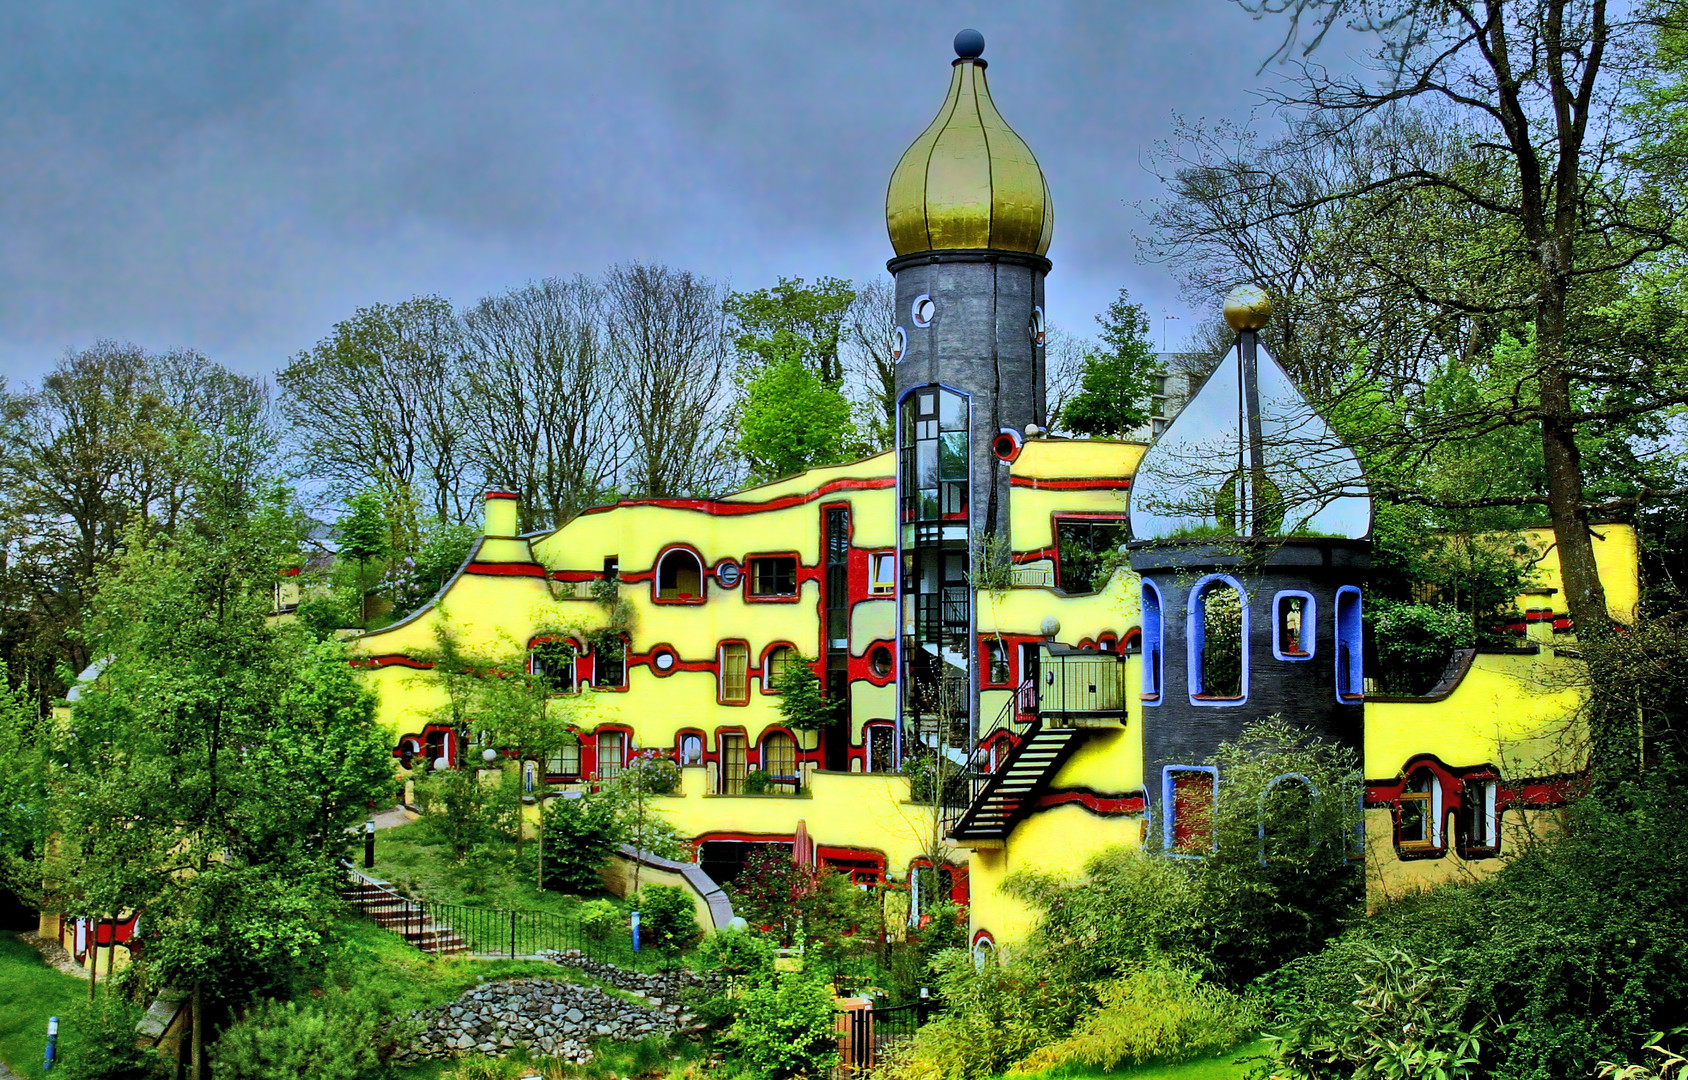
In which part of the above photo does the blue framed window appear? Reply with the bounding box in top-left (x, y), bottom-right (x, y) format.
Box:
top-left (1187, 574), bottom-right (1249, 705)
top-left (1258, 772), bottom-right (1319, 864)
top-left (1272, 590), bottom-right (1315, 660)
top-left (1163, 765), bottom-right (1218, 856)
top-left (1141, 580), bottom-right (1163, 704)
top-left (1335, 585), bottom-right (1363, 701)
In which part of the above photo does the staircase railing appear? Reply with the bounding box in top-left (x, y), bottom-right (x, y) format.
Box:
top-left (940, 676), bottom-right (1037, 835)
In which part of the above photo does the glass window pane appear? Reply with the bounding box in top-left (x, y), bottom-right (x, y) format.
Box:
top-left (939, 389), bottom-right (967, 431)
top-left (939, 430), bottom-right (968, 480)
top-left (917, 440), bottom-right (939, 490)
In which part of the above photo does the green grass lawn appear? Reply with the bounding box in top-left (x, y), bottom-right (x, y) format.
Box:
top-left (372, 819), bottom-right (627, 921)
top-left (0, 933), bottom-right (95, 1080)
top-left (1006, 1039), bottom-right (1274, 1080)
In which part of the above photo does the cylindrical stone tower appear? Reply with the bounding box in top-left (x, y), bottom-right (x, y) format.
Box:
top-left (1127, 287), bottom-right (1373, 849)
top-left (887, 29), bottom-right (1054, 752)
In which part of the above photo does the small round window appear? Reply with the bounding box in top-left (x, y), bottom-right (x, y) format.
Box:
top-left (891, 326), bottom-right (908, 363)
top-left (912, 295), bottom-right (936, 327)
top-left (869, 645), bottom-right (893, 678)
top-left (652, 649), bottom-right (676, 673)
top-left (1029, 306), bottom-right (1046, 346)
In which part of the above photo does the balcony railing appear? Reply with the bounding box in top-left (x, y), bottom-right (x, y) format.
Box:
top-left (1033, 646), bottom-right (1129, 724)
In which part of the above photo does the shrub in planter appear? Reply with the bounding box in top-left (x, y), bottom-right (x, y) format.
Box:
top-left (640, 884), bottom-right (701, 955)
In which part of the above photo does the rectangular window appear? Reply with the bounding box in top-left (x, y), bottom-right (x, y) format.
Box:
top-left (720, 734), bottom-right (747, 794)
top-left (531, 640), bottom-right (579, 694)
top-left (1055, 517), bottom-right (1127, 594)
top-left (867, 725), bottom-right (896, 773)
top-left (1151, 396), bottom-right (1167, 419)
top-left (763, 735), bottom-right (797, 785)
top-left (596, 731), bottom-right (624, 782)
top-left (1152, 373), bottom-right (1168, 396)
top-left (603, 555), bottom-right (619, 582)
top-left (870, 552), bottom-right (897, 595)
top-left (983, 639), bottom-right (1010, 686)
top-left (1273, 592), bottom-right (1315, 660)
top-left (1459, 778), bottom-right (1500, 852)
top-left (547, 741), bottom-right (581, 777)
top-left (1336, 586), bottom-right (1363, 701)
top-left (749, 556), bottom-right (799, 598)
top-left (1398, 770), bottom-right (1438, 850)
top-left (720, 643), bottom-right (749, 704)
top-left (1165, 768), bottom-right (1216, 855)
top-left (595, 636), bottom-right (627, 689)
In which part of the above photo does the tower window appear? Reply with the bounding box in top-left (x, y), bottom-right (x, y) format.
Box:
top-left (1335, 586), bottom-right (1363, 701)
top-left (1272, 591), bottom-right (1315, 660)
top-left (912, 294), bottom-right (936, 327)
top-left (1188, 576), bottom-right (1247, 703)
top-left (1164, 766), bottom-right (1218, 856)
top-left (1142, 581), bottom-right (1163, 703)
top-left (749, 556), bottom-right (799, 598)
top-left (656, 548), bottom-right (704, 602)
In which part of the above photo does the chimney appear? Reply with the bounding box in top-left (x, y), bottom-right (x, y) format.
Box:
top-left (484, 490), bottom-right (519, 538)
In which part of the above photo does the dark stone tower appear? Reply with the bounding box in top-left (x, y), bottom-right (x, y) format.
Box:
top-left (887, 30), bottom-right (1053, 751)
top-left (1127, 286), bottom-right (1372, 845)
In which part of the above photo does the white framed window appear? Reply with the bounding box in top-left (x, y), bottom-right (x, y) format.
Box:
top-left (1397, 768), bottom-right (1443, 851)
top-left (870, 552), bottom-right (897, 595)
top-left (1459, 777), bottom-right (1500, 854)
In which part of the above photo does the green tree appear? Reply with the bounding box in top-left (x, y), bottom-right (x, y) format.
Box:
top-left (47, 462), bottom-right (394, 1080)
top-left (1059, 289), bottom-right (1159, 438)
top-left (726, 276), bottom-right (857, 385)
top-left (736, 350), bottom-right (857, 483)
top-left (337, 489), bottom-right (388, 629)
top-left (773, 654), bottom-right (840, 732)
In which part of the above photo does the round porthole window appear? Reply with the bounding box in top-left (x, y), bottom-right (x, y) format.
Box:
top-left (715, 560), bottom-right (742, 588)
top-left (653, 650), bottom-right (676, 673)
top-left (869, 645), bottom-right (893, 678)
top-left (992, 429), bottom-right (1022, 462)
top-left (912, 295), bottom-right (936, 327)
top-left (890, 326), bottom-right (908, 363)
top-left (1029, 306), bottom-right (1046, 346)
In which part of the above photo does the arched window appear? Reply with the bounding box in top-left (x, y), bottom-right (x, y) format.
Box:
top-left (1397, 768), bottom-right (1442, 851)
top-left (656, 548), bottom-right (704, 602)
top-left (1258, 772), bottom-right (1319, 864)
top-left (971, 931), bottom-right (996, 967)
top-left (1272, 591), bottom-right (1315, 660)
top-left (1335, 586), bottom-right (1363, 701)
top-left (1141, 581), bottom-right (1163, 703)
top-left (1189, 576), bottom-right (1247, 703)
top-left (762, 732), bottom-right (798, 793)
top-left (762, 644), bottom-right (798, 691)
top-left (678, 733), bottom-right (704, 766)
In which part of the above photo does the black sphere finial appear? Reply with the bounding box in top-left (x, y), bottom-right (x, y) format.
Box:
top-left (954, 28), bottom-right (985, 60)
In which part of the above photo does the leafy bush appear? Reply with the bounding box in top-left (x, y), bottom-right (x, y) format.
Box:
top-left (60, 995), bottom-right (163, 1080)
top-left (886, 951), bottom-right (1087, 1080)
top-left (1263, 757), bottom-right (1688, 1079)
top-left (1012, 962), bottom-right (1260, 1073)
top-left (414, 764), bottom-right (512, 861)
top-left (1370, 599), bottom-right (1476, 695)
top-left (691, 928), bottom-right (779, 1029)
top-left (726, 971), bottom-right (840, 1080)
top-left (211, 998), bottom-right (382, 1080)
top-left (1268, 945), bottom-right (1490, 1080)
top-left (541, 794), bottom-right (623, 893)
top-left (639, 885), bottom-right (701, 955)
top-left (1007, 719), bottom-right (1363, 991)
top-left (577, 898), bottom-right (626, 942)
top-left (293, 591), bottom-right (359, 638)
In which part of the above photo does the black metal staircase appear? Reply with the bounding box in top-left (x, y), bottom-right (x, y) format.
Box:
top-left (943, 647), bottom-right (1130, 845)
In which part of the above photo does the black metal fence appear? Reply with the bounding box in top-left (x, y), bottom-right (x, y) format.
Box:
top-left (341, 863), bottom-right (675, 970)
top-left (837, 998), bottom-right (937, 1077)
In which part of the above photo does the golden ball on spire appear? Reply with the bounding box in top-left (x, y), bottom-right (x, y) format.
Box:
top-left (1223, 284), bottom-right (1272, 331)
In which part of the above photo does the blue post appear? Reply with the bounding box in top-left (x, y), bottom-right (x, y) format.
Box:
top-left (630, 910), bottom-right (641, 953)
top-left (44, 1015), bottom-right (58, 1073)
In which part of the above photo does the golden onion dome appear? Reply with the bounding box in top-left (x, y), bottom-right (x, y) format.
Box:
top-left (886, 30), bottom-right (1053, 258)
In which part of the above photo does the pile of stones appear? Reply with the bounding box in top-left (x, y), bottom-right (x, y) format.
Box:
top-left (537, 949), bottom-right (713, 1000)
top-left (396, 976), bottom-right (694, 1064)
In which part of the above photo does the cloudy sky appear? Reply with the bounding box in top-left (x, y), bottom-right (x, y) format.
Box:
top-left (0, 2), bottom-right (1363, 385)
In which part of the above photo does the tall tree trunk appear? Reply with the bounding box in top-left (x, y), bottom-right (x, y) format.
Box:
top-left (190, 980), bottom-right (204, 1080)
